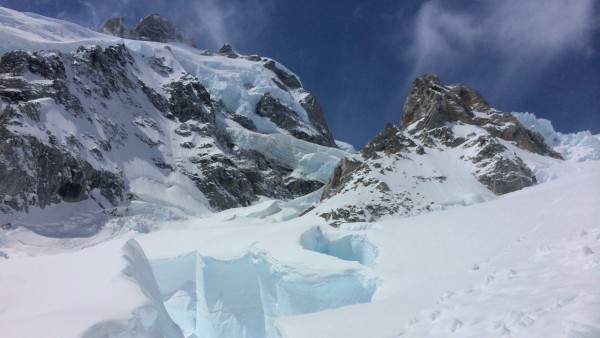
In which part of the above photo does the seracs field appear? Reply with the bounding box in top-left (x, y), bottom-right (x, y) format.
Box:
top-left (0, 7), bottom-right (599, 338)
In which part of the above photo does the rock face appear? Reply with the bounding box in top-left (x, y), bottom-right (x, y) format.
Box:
top-left (264, 60), bottom-right (302, 90)
top-left (0, 43), bottom-right (339, 217)
top-left (315, 74), bottom-right (562, 226)
top-left (255, 92), bottom-right (335, 147)
top-left (400, 74), bottom-right (560, 194)
top-left (99, 14), bottom-right (196, 47)
top-left (299, 93), bottom-right (336, 147)
top-left (402, 74), bottom-right (560, 158)
top-left (0, 48), bottom-right (127, 213)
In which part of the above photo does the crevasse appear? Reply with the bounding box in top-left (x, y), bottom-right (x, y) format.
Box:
top-left (124, 240), bottom-right (377, 338)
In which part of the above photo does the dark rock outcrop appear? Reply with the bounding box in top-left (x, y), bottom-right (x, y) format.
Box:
top-left (165, 76), bottom-right (213, 123)
top-left (299, 93), bottom-right (336, 147)
top-left (402, 74), bottom-right (561, 158)
top-left (401, 74), bottom-right (473, 130)
top-left (264, 60), bottom-right (302, 89)
top-left (361, 123), bottom-right (415, 159)
top-left (130, 14), bottom-right (196, 47)
top-left (98, 14), bottom-right (196, 48)
top-left (217, 44), bottom-right (238, 58)
top-left (256, 92), bottom-right (334, 147)
top-left (0, 28), bottom-right (340, 220)
top-left (321, 157), bottom-right (362, 200)
top-left (0, 130), bottom-right (124, 213)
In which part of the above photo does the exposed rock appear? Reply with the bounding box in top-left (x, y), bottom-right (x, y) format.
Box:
top-left (0, 50), bottom-right (66, 79)
top-left (165, 76), bottom-right (213, 123)
top-left (230, 114), bottom-right (257, 132)
top-left (264, 60), bottom-right (302, 89)
top-left (98, 14), bottom-right (196, 48)
top-left (285, 178), bottom-right (324, 197)
top-left (321, 157), bottom-right (362, 200)
top-left (0, 131), bottom-right (124, 212)
top-left (402, 74), bottom-right (561, 158)
top-left (217, 44), bottom-right (238, 58)
top-left (361, 123), bottom-right (415, 159)
top-left (186, 153), bottom-right (256, 210)
top-left (0, 36), bottom-right (339, 220)
top-left (130, 14), bottom-right (196, 47)
top-left (465, 136), bottom-right (537, 194)
top-left (401, 74), bottom-right (473, 131)
top-left (255, 92), bottom-right (334, 146)
top-left (317, 74), bottom-right (562, 226)
top-left (299, 93), bottom-right (336, 147)
top-left (246, 55), bottom-right (262, 62)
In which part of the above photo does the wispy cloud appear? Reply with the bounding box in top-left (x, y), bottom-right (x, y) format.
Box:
top-left (403, 0), bottom-right (597, 90)
top-left (188, 0), bottom-right (275, 52)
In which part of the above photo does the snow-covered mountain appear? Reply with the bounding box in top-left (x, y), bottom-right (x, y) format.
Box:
top-left (0, 7), bottom-right (346, 235)
top-left (313, 74), bottom-right (563, 225)
top-left (0, 7), bottom-right (599, 338)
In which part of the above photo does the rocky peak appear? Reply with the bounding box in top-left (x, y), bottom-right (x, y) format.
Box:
top-left (255, 92), bottom-right (336, 147)
top-left (98, 15), bottom-right (196, 48)
top-left (401, 74), bottom-right (561, 158)
top-left (130, 14), bottom-right (196, 47)
top-left (314, 74), bottom-right (566, 226)
top-left (401, 74), bottom-right (474, 131)
top-left (299, 93), bottom-right (336, 147)
top-left (217, 44), bottom-right (238, 58)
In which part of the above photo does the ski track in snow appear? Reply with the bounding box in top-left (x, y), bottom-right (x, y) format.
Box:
top-left (473, 184), bottom-right (582, 272)
top-left (401, 228), bottom-right (600, 337)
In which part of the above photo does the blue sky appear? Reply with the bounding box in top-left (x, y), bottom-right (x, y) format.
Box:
top-left (1, 0), bottom-right (598, 147)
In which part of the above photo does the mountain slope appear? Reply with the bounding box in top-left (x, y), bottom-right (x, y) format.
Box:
top-left (313, 75), bottom-right (564, 225)
top-left (0, 7), bottom-right (345, 235)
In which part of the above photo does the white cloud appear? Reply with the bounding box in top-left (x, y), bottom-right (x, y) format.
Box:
top-left (405, 0), bottom-right (596, 82)
top-left (491, 0), bottom-right (595, 59)
top-left (189, 0), bottom-right (274, 51)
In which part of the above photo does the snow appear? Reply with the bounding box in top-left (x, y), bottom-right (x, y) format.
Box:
top-left (513, 112), bottom-right (600, 162)
top-left (0, 5), bottom-right (326, 146)
top-left (1, 158), bottom-right (598, 338)
top-left (226, 125), bottom-right (347, 182)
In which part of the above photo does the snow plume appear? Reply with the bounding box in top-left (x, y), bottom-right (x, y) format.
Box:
top-left (403, 0), bottom-right (596, 87)
top-left (188, 0), bottom-right (275, 51)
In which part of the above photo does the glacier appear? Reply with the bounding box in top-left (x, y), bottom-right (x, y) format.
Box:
top-left (513, 112), bottom-right (600, 162)
top-left (148, 249), bottom-right (376, 338)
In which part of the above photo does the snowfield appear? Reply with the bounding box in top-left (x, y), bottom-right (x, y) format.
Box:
top-left (1, 160), bottom-right (599, 338)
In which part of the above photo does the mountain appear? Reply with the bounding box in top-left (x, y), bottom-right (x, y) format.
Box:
top-left (99, 14), bottom-right (197, 47)
top-left (0, 8), bottom-right (344, 236)
top-left (0, 7), bottom-right (599, 338)
top-left (313, 74), bottom-right (562, 225)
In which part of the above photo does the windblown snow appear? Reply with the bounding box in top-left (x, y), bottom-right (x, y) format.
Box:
top-left (0, 6), bottom-right (599, 338)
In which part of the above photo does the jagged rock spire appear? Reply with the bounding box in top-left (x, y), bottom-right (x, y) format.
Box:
top-left (98, 14), bottom-right (196, 48)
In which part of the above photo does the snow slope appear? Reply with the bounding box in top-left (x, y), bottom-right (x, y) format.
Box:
top-left (1, 159), bottom-right (598, 338)
top-left (0, 6), bottom-right (346, 225)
